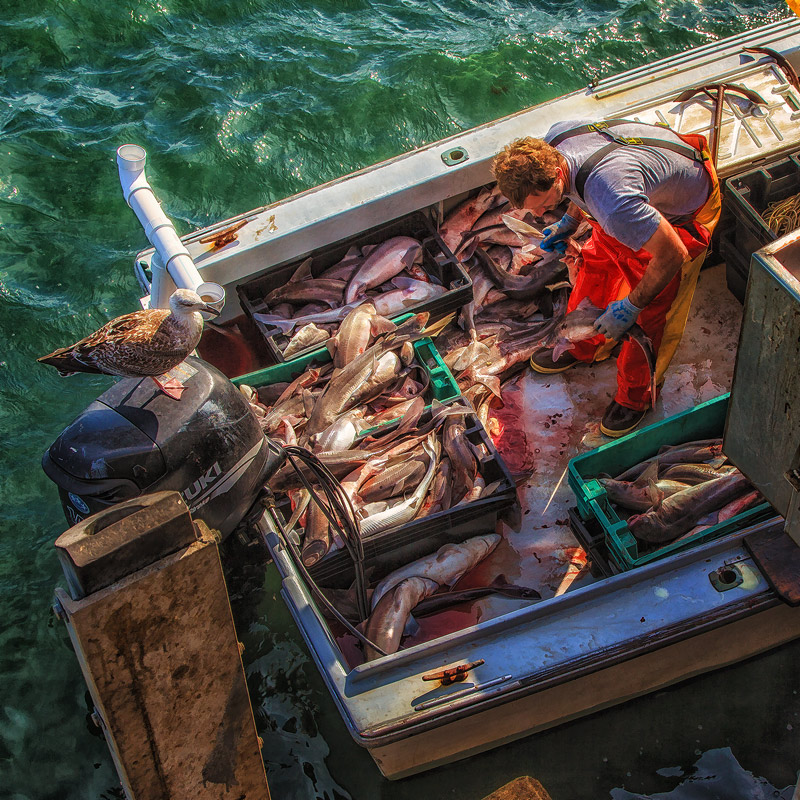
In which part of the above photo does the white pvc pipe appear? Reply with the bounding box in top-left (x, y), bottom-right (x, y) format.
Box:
top-left (116, 144), bottom-right (225, 313)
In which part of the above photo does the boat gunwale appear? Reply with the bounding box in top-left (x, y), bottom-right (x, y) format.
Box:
top-left (353, 590), bottom-right (780, 743)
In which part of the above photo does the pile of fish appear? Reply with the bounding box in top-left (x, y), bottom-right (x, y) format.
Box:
top-left (271, 402), bottom-right (505, 568)
top-left (239, 312), bottom-right (434, 446)
top-left (238, 311), bottom-right (511, 570)
top-left (593, 438), bottom-right (764, 545)
top-left (323, 532), bottom-right (542, 662)
top-left (247, 234), bottom-right (449, 358)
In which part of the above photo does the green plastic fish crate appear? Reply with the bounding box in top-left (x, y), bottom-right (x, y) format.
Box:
top-left (232, 335), bottom-right (460, 426)
top-left (235, 209), bottom-right (471, 363)
top-left (567, 393), bottom-right (774, 571)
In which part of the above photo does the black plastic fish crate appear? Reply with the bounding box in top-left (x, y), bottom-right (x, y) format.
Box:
top-left (566, 507), bottom-right (616, 578)
top-left (718, 224), bottom-right (750, 304)
top-left (268, 397), bottom-right (518, 589)
top-left (235, 210), bottom-right (471, 363)
top-left (724, 152), bottom-right (800, 270)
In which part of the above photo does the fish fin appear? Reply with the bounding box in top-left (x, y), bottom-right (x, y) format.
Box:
top-left (369, 315), bottom-right (397, 337)
top-left (289, 256), bottom-right (314, 283)
top-left (707, 455), bottom-right (727, 468)
top-left (302, 388), bottom-right (316, 418)
top-left (480, 479), bottom-right (503, 498)
top-left (401, 243), bottom-right (423, 269)
top-left (501, 214), bottom-right (543, 239)
top-left (457, 238), bottom-right (479, 261)
top-left (423, 312), bottom-right (456, 339)
top-left (326, 336), bottom-right (338, 359)
top-left (391, 276), bottom-right (426, 289)
top-left (550, 338), bottom-right (571, 361)
top-left (647, 480), bottom-right (664, 509)
top-left (633, 460), bottom-right (660, 487)
top-left (462, 365), bottom-right (502, 397)
top-left (403, 614), bottom-right (420, 637)
top-left (251, 313), bottom-right (297, 334)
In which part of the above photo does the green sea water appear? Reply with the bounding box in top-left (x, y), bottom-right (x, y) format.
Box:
top-left (2, 1), bottom-right (800, 797)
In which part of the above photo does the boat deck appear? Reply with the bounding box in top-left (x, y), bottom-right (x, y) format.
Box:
top-left (392, 262), bottom-right (744, 650)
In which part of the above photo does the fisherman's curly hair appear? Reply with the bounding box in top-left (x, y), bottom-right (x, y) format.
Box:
top-left (492, 138), bottom-right (562, 208)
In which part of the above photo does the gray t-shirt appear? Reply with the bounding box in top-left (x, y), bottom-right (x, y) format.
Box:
top-left (544, 120), bottom-right (711, 251)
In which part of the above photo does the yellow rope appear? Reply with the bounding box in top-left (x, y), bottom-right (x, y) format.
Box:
top-left (763, 192), bottom-right (800, 236)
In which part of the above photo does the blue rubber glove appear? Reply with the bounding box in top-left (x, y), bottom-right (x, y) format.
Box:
top-left (540, 213), bottom-right (580, 253)
top-left (594, 296), bottom-right (643, 340)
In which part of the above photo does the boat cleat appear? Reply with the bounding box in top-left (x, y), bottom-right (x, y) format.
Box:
top-left (422, 659), bottom-right (484, 687)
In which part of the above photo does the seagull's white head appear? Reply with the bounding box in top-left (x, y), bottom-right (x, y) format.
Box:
top-left (168, 288), bottom-right (221, 318)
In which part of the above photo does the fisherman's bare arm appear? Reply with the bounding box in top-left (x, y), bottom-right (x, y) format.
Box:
top-left (627, 216), bottom-right (688, 309)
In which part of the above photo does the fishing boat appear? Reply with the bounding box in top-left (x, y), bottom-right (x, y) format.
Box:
top-left (48, 15), bottom-right (800, 782)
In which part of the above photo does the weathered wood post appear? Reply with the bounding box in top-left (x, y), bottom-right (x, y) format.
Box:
top-left (52, 491), bottom-right (270, 799)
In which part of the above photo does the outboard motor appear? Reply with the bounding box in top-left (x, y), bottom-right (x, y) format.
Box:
top-left (42, 356), bottom-right (281, 538)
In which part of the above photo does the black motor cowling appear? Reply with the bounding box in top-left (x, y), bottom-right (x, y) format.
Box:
top-left (42, 356), bottom-right (281, 538)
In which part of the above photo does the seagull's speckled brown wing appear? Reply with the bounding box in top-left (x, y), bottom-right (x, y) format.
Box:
top-left (37, 308), bottom-right (202, 377)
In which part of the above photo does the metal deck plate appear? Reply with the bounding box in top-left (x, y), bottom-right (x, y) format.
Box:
top-left (611, 62), bottom-right (800, 176)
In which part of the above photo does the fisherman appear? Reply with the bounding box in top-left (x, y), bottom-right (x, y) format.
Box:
top-left (491, 120), bottom-right (721, 437)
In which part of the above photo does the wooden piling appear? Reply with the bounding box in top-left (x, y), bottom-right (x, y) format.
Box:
top-left (54, 491), bottom-right (270, 799)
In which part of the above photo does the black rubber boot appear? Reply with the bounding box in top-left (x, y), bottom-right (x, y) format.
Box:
top-left (600, 400), bottom-right (647, 438)
top-left (530, 348), bottom-right (579, 374)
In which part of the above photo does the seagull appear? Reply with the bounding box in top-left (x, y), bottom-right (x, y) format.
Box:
top-left (37, 288), bottom-right (221, 397)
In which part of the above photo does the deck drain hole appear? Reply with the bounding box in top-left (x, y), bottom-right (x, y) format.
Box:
top-left (709, 564), bottom-right (743, 591)
top-left (442, 147), bottom-right (469, 166)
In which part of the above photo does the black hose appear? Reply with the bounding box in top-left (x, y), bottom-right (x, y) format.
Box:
top-left (265, 503), bottom-right (388, 658)
top-left (270, 442), bottom-right (371, 622)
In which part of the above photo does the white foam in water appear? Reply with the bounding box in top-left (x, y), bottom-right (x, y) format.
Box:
top-left (610, 747), bottom-right (797, 799)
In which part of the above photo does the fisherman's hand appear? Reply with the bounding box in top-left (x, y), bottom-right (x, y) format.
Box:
top-left (540, 213), bottom-right (580, 253)
top-left (594, 297), bottom-right (642, 340)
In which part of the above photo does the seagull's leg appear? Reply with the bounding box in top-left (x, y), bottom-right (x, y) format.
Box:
top-left (151, 374), bottom-right (186, 400)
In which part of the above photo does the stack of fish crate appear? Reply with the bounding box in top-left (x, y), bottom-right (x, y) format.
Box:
top-left (235, 343), bottom-right (517, 589)
top-left (235, 209), bottom-right (472, 364)
top-left (722, 150), bottom-right (800, 301)
top-left (567, 394), bottom-right (775, 572)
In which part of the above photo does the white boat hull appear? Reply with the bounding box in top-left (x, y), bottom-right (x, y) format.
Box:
top-left (368, 599), bottom-right (800, 779)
